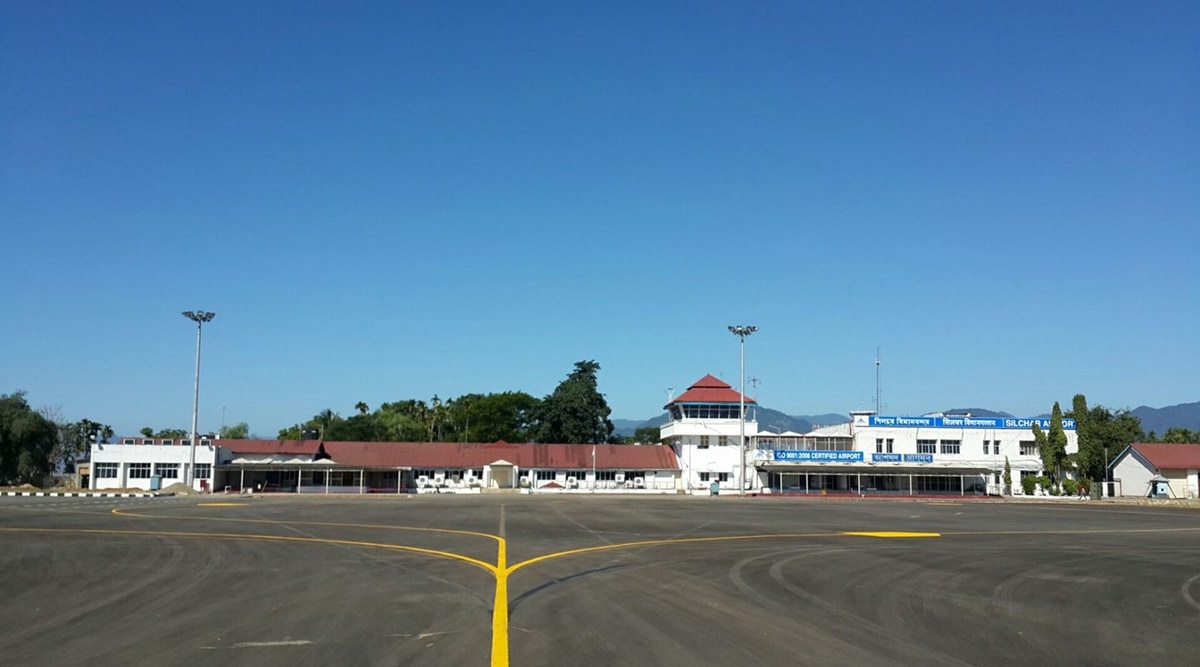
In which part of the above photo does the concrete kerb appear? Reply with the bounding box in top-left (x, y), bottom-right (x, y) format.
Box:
top-left (0, 491), bottom-right (172, 498)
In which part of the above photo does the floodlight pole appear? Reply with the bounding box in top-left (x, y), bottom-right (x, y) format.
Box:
top-left (728, 325), bottom-right (758, 496)
top-left (182, 310), bottom-right (216, 489)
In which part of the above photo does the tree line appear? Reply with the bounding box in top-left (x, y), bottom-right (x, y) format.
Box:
top-left (1031, 393), bottom-right (1198, 493)
top-left (277, 360), bottom-right (626, 445)
top-left (0, 392), bottom-right (113, 485)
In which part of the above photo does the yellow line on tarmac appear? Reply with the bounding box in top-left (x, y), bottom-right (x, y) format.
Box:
top-left (0, 526), bottom-right (498, 572)
top-left (841, 531), bottom-right (942, 538)
top-left (492, 537), bottom-right (509, 667)
top-left (110, 507), bottom-right (503, 543)
top-left (505, 532), bottom-right (838, 575)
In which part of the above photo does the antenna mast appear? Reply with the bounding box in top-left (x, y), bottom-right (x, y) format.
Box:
top-left (875, 347), bottom-right (882, 414)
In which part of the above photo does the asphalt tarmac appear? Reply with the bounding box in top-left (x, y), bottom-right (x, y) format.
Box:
top-left (1, 494), bottom-right (1198, 667)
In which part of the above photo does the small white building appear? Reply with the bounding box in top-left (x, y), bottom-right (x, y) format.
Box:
top-left (1109, 442), bottom-right (1200, 499)
top-left (90, 437), bottom-right (217, 491)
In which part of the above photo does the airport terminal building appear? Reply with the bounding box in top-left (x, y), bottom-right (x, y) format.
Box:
top-left (662, 374), bottom-right (1078, 496)
top-left (90, 373), bottom-right (1077, 497)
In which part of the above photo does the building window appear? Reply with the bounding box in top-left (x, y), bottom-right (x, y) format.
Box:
top-left (128, 463), bottom-right (152, 479)
top-left (717, 472), bottom-right (730, 482)
top-left (993, 441), bottom-right (1000, 455)
top-left (414, 469), bottom-right (435, 479)
top-left (194, 464), bottom-right (211, 480)
top-left (983, 440), bottom-right (991, 455)
top-left (154, 463), bottom-right (179, 479)
top-left (535, 470), bottom-right (556, 481)
top-left (121, 438), bottom-right (136, 445)
top-left (699, 472), bottom-right (710, 482)
top-left (595, 470), bottom-right (616, 481)
top-left (95, 463), bottom-right (118, 479)
top-left (1020, 441), bottom-right (1038, 456)
top-left (940, 440), bottom-right (961, 455)
top-left (718, 435), bottom-right (729, 447)
top-left (886, 438), bottom-right (894, 453)
top-left (917, 439), bottom-right (936, 454)
top-left (994, 473), bottom-right (1001, 484)
top-left (699, 436), bottom-right (711, 449)
top-left (875, 438), bottom-right (884, 453)
top-left (161, 439), bottom-right (174, 446)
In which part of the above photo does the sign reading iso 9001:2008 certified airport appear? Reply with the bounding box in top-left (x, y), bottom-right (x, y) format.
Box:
top-left (770, 451), bottom-right (936, 464)
top-left (772, 451), bottom-right (864, 462)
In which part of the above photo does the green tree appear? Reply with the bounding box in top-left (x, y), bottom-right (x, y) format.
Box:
top-left (56, 418), bottom-right (112, 472)
top-left (1070, 394), bottom-right (1104, 482)
top-left (219, 422), bottom-right (250, 439)
top-left (1003, 456), bottom-right (1012, 495)
top-left (531, 360), bottom-right (614, 444)
top-left (1032, 402), bottom-right (1068, 485)
top-left (139, 426), bottom-right (154, 437)
top-left (355, 401), bottom-right (369, 415)
top-left (0, 392), bottom-right (59, 484)
top-left (631, 425), bottom-right (662, 444)
top-left (445, 392), bottom-right (539, 443)
top-left (1160, 427), bottom-right (1199, 443)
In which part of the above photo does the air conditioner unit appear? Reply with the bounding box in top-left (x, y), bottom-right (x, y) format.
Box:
top-left (614, 472), bottom-right (626, 483)
top-left (519, 475), bottom-right (531, 488)
top-left (434, 473), bottom-right (446, 484)
top-left (566, 476), bottom-right (578, 488)
top-left (417, 475), bottom-right (429, 487)
top-left (634, 477), bottom-right (645, 488)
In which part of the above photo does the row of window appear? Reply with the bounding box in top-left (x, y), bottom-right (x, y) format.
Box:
top-left (532, 470), bottom-right (648, 481)
top-left (93, 463), bottom-right (211, 479)
top-left (669, 405), bottom-right (746, 420)
top-left (119, 439), bottom-right (213, 446)
top-left (698, 472), bottom-right (730, 482)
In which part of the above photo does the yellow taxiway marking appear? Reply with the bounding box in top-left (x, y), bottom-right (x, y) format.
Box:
top-left (841, 531), bottom-right (942, 538)
top-left (19, 511), bottom-right (1198, 667)
top-left (0, 526), bottom-right (497, 573)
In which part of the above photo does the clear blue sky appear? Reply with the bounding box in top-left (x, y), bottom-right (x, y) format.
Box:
top-left (2, 1), bottom-right (1196, 438)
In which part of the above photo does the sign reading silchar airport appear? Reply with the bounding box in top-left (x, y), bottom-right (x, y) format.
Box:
top-left (853, 415), bottom-right (1076, 430)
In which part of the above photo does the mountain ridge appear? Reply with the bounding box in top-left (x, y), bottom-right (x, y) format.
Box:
top-left (614, 401), bottom-right (1200, 438)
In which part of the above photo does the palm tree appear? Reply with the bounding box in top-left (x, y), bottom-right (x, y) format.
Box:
top-left (355, 401), bottom-right (369, 415)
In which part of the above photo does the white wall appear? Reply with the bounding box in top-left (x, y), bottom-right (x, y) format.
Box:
top-left (90, 443), bottom-right (217, 491)
top-left (1111, 454), bottom-right (1154, 497)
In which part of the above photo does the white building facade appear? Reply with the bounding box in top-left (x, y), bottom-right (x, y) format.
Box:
top-left (90, 441), bottom-right (217, 492)
top-left (663, 375), bottom-right (1079, 496)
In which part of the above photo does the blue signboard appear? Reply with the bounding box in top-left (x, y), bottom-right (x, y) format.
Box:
top-left (773, 451), bottom-right (864, 462)
top-left (871, 453), bottom-right (935, 463)
top-left (865, 416), bottom-right (1075, 430)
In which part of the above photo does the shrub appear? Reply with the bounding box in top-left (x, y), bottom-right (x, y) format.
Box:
top-left (1062, 479), bottom-right (1079, 496)
top-left (1021, 475), bottom-right (1037, 495)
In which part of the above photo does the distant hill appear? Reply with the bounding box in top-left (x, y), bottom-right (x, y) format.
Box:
top-left (615, 402), bottom-right (1200, 440)
top-left (612, 408), bottom-right (850, 438)
top-left (943, 408), bottom-right (1016, 419)
top-left (1131, 401), bottom-right (1200, 436)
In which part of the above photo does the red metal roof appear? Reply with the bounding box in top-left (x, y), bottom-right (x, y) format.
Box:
top-left (667, 373), bottom-right (755, 407)
top-left (1129, 443), bottom-right (1200, 470)
top-left (221, 439), bottom-right (679, 470)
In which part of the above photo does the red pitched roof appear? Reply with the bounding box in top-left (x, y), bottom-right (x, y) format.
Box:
top-left (1129, 443), bottom-right (1200, 470)
top-left (221, 439), bottom-right (679, 470)
top-left (668, 373), bottom-right (754, 407)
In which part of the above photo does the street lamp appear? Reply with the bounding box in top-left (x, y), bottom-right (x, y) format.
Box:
top-left (728, 325), bottom-right (758, 496)
top-left (182, 310), bottom-right (216, 488)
